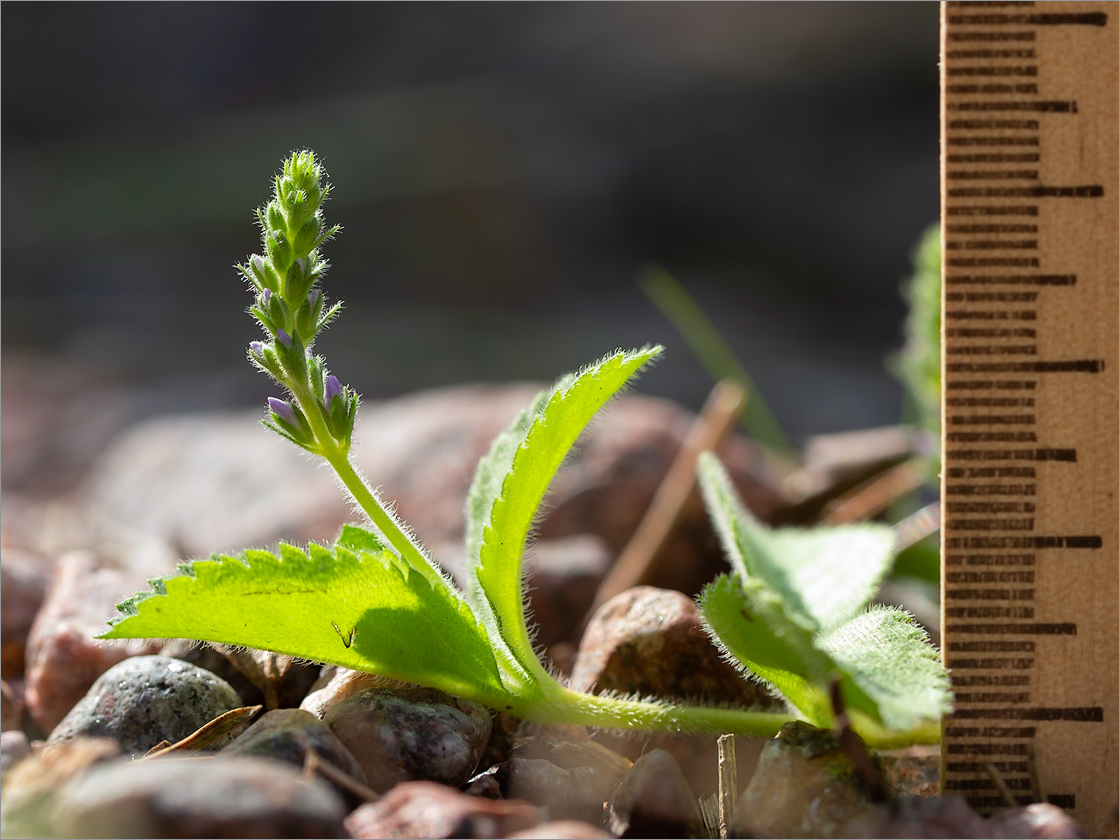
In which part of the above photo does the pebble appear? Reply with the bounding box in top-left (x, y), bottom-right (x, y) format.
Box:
top-left (299, 665), bottom-right (391, 718)
top-left (53, 754), bottom-right (348, 838)
top-left (0, 729), bottom-right (31, 775)
top-left (881, 744), bottom-right (940, 798)
top-left (222, 707), bottom-right (367, 799)
top-left (323, 684), bottom-right (491, 791)
top-left (0, 737), bottom-right (123, 838)
top-left (605, 748), bottom-right (705, 838)
top-left (570, 585), bottom-right (778, 708)
top-left (24, 551), bottom-right (162, 732)
top-left (346, 780), bottom-right (547, 839)
top-left (505, 820), bottom-right (615, 839)
top-left (163, 641), bottom-right (322, 710)
top-left (734, 720), bottom-right (886, 838)
top-left (990, 802), bottom-right (1086, 839)
top-left (0, 545), bottom-right (50, 680)
top-left (48, 655), bottom-right (243, 755)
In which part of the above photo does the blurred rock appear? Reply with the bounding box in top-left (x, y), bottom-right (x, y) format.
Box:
top-left (1, 679), bottom-right (23, 732)
top-left (605, 748), bottom-right (705, 838)
top-left (881, 744), bottom-right (940, 798)
top-left (0, 737), bottom-right (122, 839)
top-left (48, 655), bottom-right (243, 755)
top-left (734, 721), bottom-right (886, 838)
top-left (53, 755), bottom-right (347, 839)
top-left (505, 820), bottom-right (615, 839)
top-left (82, 386), bottom-right (781, 565)
top-left (570, 585), bottom-right (776, 708)
top-left (990, 803), bottom-right (1085, 839)
top-left (299, 666), bottom-right (392, 718)
top-left (323, 684), bottom-right (491, 792)
top-left (24, 551), bottom-right (162, 732)
top-left (345, 780), bottom-right (546, 840)
top-left (0, 729), bottom-right (31, 775)
top-left (222, 708), bottom-right (366, 801)
top-left (0, 545), bottom-right (50, 679)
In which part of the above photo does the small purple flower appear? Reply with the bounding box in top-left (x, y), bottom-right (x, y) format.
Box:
top-left (262, 288), bottom-right (272, 306)
top-left (268, 397), bottom-right (300, 429)
top-left (323, 375), bottom-right (342, 410)
top-left (249, 341), bottom-right (265, 357)
top-left (276, 329), bottom-right (292, 348)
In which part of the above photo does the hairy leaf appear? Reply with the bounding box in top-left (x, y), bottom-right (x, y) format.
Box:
top-left (469, 345), bottom-right (663, 680)
top-left (697, 451), bottom-right (951, 731)
top-left (101, 528), bottom-right (514, 708)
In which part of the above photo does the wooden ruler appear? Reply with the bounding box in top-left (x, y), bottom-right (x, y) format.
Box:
top-left (940, 2), bottom-right (1118, 832)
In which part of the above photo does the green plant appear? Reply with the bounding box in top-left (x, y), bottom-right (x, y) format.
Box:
top-left (102, 151), bottom-right (949, 748)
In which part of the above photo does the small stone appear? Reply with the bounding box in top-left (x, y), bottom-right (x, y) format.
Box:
top-left (990, 802), bottom-right (1086, 839)
top-left (222, 708), bottom-right (366, 800)
top-left (734, 721), bottom-right (887, 838)
top-left (605, 748), bottom-right (705, 838)
top-left (0, 729), bottom-right (31, 775)
top-left (498, 735), bottom-right (633, 823)
top-left (505, 820), bottom-right (615, 839)
top-left (881, 744), bottom-right (940, 798)
top-left (323, 684), bottom-right (491, 791)
top-left (844, 795), bottom-right (994, 839)
top-left (345, 780), bottom-right (546, 840)
top-left (299, 665), bottom-right (389, 718)
top-left (53, 754), bottom-right (347, 838)
top-left (570, 585), bottom-right (777, 708)
top-left (163, 641), bottom-right (321, 710)
top-left (0, 737), bottom-right (123, 838)
top-left (48, 655), bottom-right (243, 755)
top-left (24, 551), bottom-right (162, 732)
top-left (0, 546), bottom-right (50, 680)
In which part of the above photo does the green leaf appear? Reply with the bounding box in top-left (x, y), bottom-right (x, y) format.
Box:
top-left (699, 574), bottom-right (832, 726)
top-left (697, 451), bottom-right (895, 635)
top-left (468, 345), bottom-right (663, 681)
top-left (101, 529), bottom-right (514, 709)
top-left (820, 605), bottom-right (953, 732)
top-left (697, 451), bottom-right (951, 732)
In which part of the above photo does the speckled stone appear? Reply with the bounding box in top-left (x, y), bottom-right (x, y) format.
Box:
top-left (734, 721), bottom-right (887, 839)
top-left (48, 655), bottom-right (243, 755)
top-left (345, 780), bottom-right (546, 840)
top-left (24, 551), bottom-right (162, 732)
top-left (570, 585), bottom-right (778, 708)
top-left (222, 708), bottom-right (366, 799)
top-left (53, 755), bottom-right (347, 838)
top-left (605, 748), bottom-right (705, 838)
top-left (323, 684), bottom-right (491, 792)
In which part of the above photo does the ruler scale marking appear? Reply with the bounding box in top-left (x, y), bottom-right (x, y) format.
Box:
top-left (940, 1), bottom-right (1118, 829)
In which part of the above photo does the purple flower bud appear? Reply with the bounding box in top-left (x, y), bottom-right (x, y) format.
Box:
top-left (308, 289), bottom-right (320, 308)
top-left (324, 375), bottom-right (342, 410)
top-left (262, 288), bottom-right (272, 306)
top-left (249, 341), bottom-right (264, 357)
top-left (276, 329), bottom-right (292, 348)
top-left (268, 397), bottom-right (300, 429)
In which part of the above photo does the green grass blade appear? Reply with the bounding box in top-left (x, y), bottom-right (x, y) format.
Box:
top-left (101, 529), bottom-right (514, 709)
top-left (470, 345), bottom-right (663, 681)
top-left (640, 265), bottom-right (794, 457)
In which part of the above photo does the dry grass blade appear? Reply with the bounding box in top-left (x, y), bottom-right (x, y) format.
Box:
top-left (717, 733), bottom-right (737, 839)
top-left (820, 457), bottom-right (927, 525)
top-left (140, 705), bottom-right (262, 759)
top-left (586, 378), bottom-right (747, 621)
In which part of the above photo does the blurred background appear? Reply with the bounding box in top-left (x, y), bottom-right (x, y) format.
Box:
top-left (2, 2), bottom-right (940, 497)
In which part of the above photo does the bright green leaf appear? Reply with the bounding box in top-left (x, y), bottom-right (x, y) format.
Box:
top-left (470, 346), bottom-right (663, 682)
top-left (821, 605), bottom-right (953, 732)
top-left (101, 529), bottom-right (514, 709)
